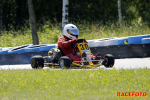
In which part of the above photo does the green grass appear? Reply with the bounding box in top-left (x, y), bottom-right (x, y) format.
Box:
top-left (0, 68), bottom-right (149, 100)
top-left (0, 22), bottom-right (150, 47)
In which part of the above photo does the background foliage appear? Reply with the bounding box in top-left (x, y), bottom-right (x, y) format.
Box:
top-left (0, 0), bottom-right (150, 30)
top-left (0, 0), bottom-right (150, 47)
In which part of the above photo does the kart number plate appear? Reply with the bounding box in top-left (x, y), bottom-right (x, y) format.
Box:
top-left (77, 43), bottom-right (91, 54)
top-left (78, 43), bottom-right (89, 50)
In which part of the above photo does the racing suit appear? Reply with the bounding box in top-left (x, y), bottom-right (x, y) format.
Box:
top-left (58, 36), bottom-right (96, 63)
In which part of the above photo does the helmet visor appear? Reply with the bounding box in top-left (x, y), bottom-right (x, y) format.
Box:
top-left (67, 29), bottom-right (79, 38)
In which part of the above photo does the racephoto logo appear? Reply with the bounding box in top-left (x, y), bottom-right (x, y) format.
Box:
top-left (117, 92), bottom-right (147, 97)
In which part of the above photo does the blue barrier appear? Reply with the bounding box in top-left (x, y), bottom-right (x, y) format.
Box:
top-left (117, 37), bottom-right (128, 45)
top-left (8, 44), bottom-right (33, 54)
top-left (142, 38), bottom-right (150, 44)
top-left (39, 44), bottom-right (56, 51)
top-left (0, 47), bottom-right (14, 54)
top-left (1, 44), bottom-right (56, 54)
top-left (0, 50), bottom-right (8, 54)
top-left (94, 37), bottom-right (128, 47)
top-left (24, 45), bottom-right (47, 52)
top-left (128, 35), bottom-right (150, 44)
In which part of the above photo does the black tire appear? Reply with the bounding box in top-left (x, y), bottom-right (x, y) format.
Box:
top-left (31, 55), bottom-right (44, 69)
top-left (102, 54), bottom-right (115, 68)
top-left (59, 56), bottom-right (72, 68)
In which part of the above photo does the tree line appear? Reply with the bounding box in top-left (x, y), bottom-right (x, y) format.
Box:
top-left (0, 0), bottom-right (150, 30)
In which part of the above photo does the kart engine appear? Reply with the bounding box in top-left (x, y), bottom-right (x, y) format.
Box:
top-left (48, 48), bottom-right (61, 63)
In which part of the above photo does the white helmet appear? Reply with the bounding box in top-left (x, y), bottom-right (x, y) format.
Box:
top-left (63, 24), bottom-right (79, 39)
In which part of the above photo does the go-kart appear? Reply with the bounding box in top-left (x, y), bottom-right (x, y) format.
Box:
top-left (31, 39), bottom-right (115, 69)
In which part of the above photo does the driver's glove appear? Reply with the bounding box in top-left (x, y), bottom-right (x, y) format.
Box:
top-left (71, 39), bottom-right (77, 44)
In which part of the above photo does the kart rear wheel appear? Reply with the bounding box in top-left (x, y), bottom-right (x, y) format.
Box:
top-left (59, 56), bottom-right (72, 68)
top-left (102, 54), bottom-right (114, 68)
top-left (31, 55), bottom-right (44, 69)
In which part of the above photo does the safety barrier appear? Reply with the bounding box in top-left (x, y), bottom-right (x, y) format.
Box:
top-left (0, 34), bottom-right (150, 65)
top-left (128, 35), bottom-right (150, 44)
top-left (8, 44), bottom-right (33, 54)
top-left (0, 44), bottom-right (57, 65)
top-left (142, 38), bottom-right (150, 44)
top-left (90, 44), bottom-right (150, 59)
top-left (0, 47), bottom-right (14, 54)
top-left (90, 34), bottom-right (150, 47)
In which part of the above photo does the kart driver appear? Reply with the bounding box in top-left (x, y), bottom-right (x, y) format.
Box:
top-left (58, 24), bottom-right (100, 64)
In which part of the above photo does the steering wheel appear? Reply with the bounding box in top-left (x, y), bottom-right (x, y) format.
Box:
top-left (77, 39), bottom-right (86, 43)
top-left (71, 39), bottom-right (86, 48)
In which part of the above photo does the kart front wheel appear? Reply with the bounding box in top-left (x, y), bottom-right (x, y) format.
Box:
top-left (59, 56), bottom-right (72, 68)
top-left (102, 54), bottom-right (114, 68)
top-left (31, 55), bottom-right (44, 69)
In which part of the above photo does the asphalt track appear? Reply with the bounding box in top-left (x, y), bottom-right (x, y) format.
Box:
top-left (0, 58), bottom-right (150, 70)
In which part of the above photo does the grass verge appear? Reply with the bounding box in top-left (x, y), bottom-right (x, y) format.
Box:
top-left (0, 68), bottom-right (149, 100)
